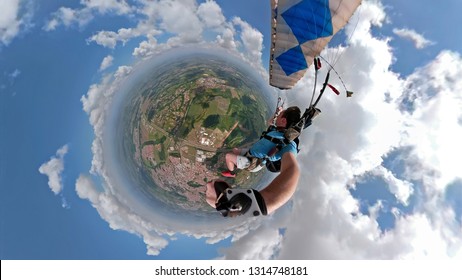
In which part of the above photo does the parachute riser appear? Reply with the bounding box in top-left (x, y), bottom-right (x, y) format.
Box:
top-left (270, 96), bottom-right (284, 126)
top-left (309, 57), bottom-right (322, 107)
top-left (313, 69), bottom-right (331, 108)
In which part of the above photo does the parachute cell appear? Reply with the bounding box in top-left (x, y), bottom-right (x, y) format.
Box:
top-left (269, 0), bottom-right (362, 90)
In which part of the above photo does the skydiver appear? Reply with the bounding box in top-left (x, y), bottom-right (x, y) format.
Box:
top-left (206, 105), bottom-right (321, 217)
top-left (221, 106), bottom-right (302, 177)
top-left (203, 106), bottom-right (301, 217)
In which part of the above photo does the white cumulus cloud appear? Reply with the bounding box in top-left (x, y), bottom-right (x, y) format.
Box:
top-left (393, 28), bottom-right (435, 49)
top-left (371, 165), bottom-right (414, 205)
top-left (44, 0), bottom-right (132, 31)
top-left (81, 0), bottom-right (257, 64)
top-left (99, 55), bottom-right (114, 71)
top-left (0, 0), bottom-right (33, 46)
top-left (197, 0), bottom-right (226, 28)
top-left (38, 145), bottom-right (69, 195)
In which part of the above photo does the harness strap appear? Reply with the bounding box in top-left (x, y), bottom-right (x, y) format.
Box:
top-left (263, 134), bottom-right (285, 145)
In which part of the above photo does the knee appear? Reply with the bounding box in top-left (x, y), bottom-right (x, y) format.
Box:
top-left (225, 153), bottom-right (234, 162)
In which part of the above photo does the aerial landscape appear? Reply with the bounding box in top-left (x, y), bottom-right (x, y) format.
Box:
top-left (122, 56), bottom-right (271, 211)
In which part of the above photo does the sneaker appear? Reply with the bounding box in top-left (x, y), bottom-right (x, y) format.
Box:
top-left (221, 171), bottom-right (236, 178)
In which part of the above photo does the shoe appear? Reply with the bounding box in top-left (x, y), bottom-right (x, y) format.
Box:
top-left (221, 171), bottom-right (236, 178)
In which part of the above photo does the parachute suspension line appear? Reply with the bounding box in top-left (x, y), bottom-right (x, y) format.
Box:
top-left (329, 2), bottom-right (364, 68)
top-left (346, 3), bottom-right (363, 46)
top-left (329, 4), bottom-right (363, 81)
top-left (318, 55), bottom-right (349, 95)
top-left (327, 0), bottom-right (349, 67)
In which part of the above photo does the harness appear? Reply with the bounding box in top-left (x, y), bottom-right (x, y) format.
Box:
top-left (262, 106), bottom-right (320, 148)
top-left (242, 87), bottom-right (321, 172)
top-left (257, 128), bottom-right (299, 173)
top-left (260, 106), bottom-right (321, 173)
top-left (243, 127), bottom-right (294, 172)
top-left (262, 132), bottom-right (293, 149)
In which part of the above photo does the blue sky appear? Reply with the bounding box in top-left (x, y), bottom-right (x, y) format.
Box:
top-left (1, 0), bottom-right (462, 260)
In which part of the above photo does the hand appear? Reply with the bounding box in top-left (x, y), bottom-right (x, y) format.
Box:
top-left (205, 180), bottom-right (230, 208)
top-left (208, 181), bottom-right (253, 217)
top-left (216, 192), bottom-right (253, 217)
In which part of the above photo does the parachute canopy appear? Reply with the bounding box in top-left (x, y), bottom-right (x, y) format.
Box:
top-left (269, 0), bottom-right (362, 90)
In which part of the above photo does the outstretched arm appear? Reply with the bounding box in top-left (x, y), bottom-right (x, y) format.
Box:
top-left (205, 152), bottom-right (300, 216)
top-left (259, 152), bottom-right (300, 214)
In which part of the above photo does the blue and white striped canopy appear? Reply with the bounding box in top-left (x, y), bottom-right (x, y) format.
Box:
top-left (269, 0), bottom-right (362, 89)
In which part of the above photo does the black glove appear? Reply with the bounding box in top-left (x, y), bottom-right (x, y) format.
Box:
top-left (215, 188), bottom-right (267, 217)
